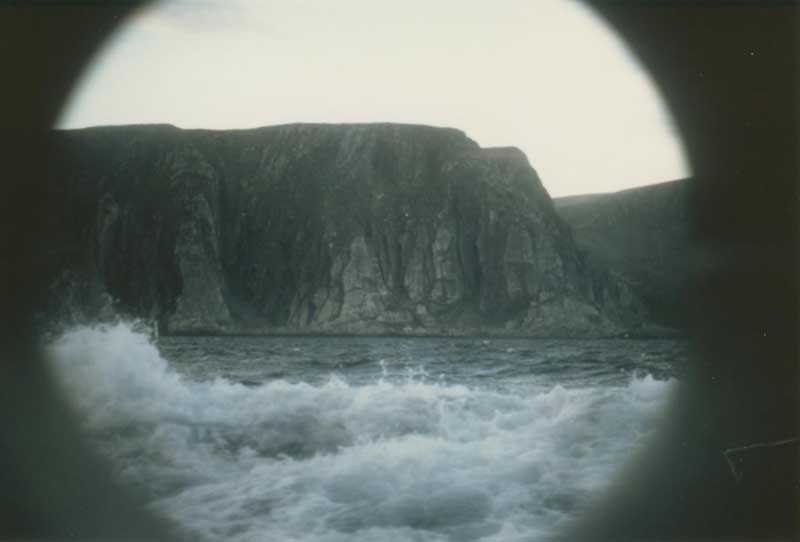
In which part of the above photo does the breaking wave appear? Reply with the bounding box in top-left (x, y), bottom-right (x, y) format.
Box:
top-left (47, 323), bottom-right (676, 542)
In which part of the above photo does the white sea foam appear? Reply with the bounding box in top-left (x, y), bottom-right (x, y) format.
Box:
top-left (47, 323), bottom-right (676, 542)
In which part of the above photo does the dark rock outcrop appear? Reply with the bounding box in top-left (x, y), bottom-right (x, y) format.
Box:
top-left (40, 123), bottom-right (650, 336)
top-left (555, 179), bottom-right (710, 328)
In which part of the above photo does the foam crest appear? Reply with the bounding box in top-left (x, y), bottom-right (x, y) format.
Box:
top-left (47, 323), bottom-right (676, 542)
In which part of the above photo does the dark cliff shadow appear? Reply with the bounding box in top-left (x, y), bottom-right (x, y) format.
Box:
top-left (1, 2), bottom-right (797, 541)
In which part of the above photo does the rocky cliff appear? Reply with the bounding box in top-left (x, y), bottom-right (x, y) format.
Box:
top-left (555, 180), bottom-right (706, 328)
top-left (40, 123), bottom-right (650, 336)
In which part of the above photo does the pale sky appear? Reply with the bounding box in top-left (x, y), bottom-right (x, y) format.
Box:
top-left (57, 0), bottom-right (689, 198)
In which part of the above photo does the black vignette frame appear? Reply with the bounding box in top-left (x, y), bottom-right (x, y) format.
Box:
top-left (0, 1), bottom-right (797, 541)
top-left (564, 3), bottom-right (799, 541)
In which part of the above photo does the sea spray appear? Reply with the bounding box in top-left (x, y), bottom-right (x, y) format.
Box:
top-left (47, 322), bottom-right (679, 542)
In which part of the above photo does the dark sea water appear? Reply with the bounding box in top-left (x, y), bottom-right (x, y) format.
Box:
top-left (47, 323), bottom-right (687, 542)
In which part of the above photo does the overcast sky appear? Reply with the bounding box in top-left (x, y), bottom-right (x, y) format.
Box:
top-left (57, 0), bottom-right (689, 198)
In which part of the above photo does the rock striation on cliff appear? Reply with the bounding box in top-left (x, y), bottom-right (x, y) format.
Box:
top-left (40, 123), bottom-right (649, 336)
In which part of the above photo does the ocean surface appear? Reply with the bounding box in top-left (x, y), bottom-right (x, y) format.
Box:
top-left (47, 323), bottom-right (687, 542)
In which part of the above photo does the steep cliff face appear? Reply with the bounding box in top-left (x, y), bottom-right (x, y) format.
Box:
top-left (42, 123), bottom-right (648, 336)
top-left (555, 180), bottom-right (702, 327)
